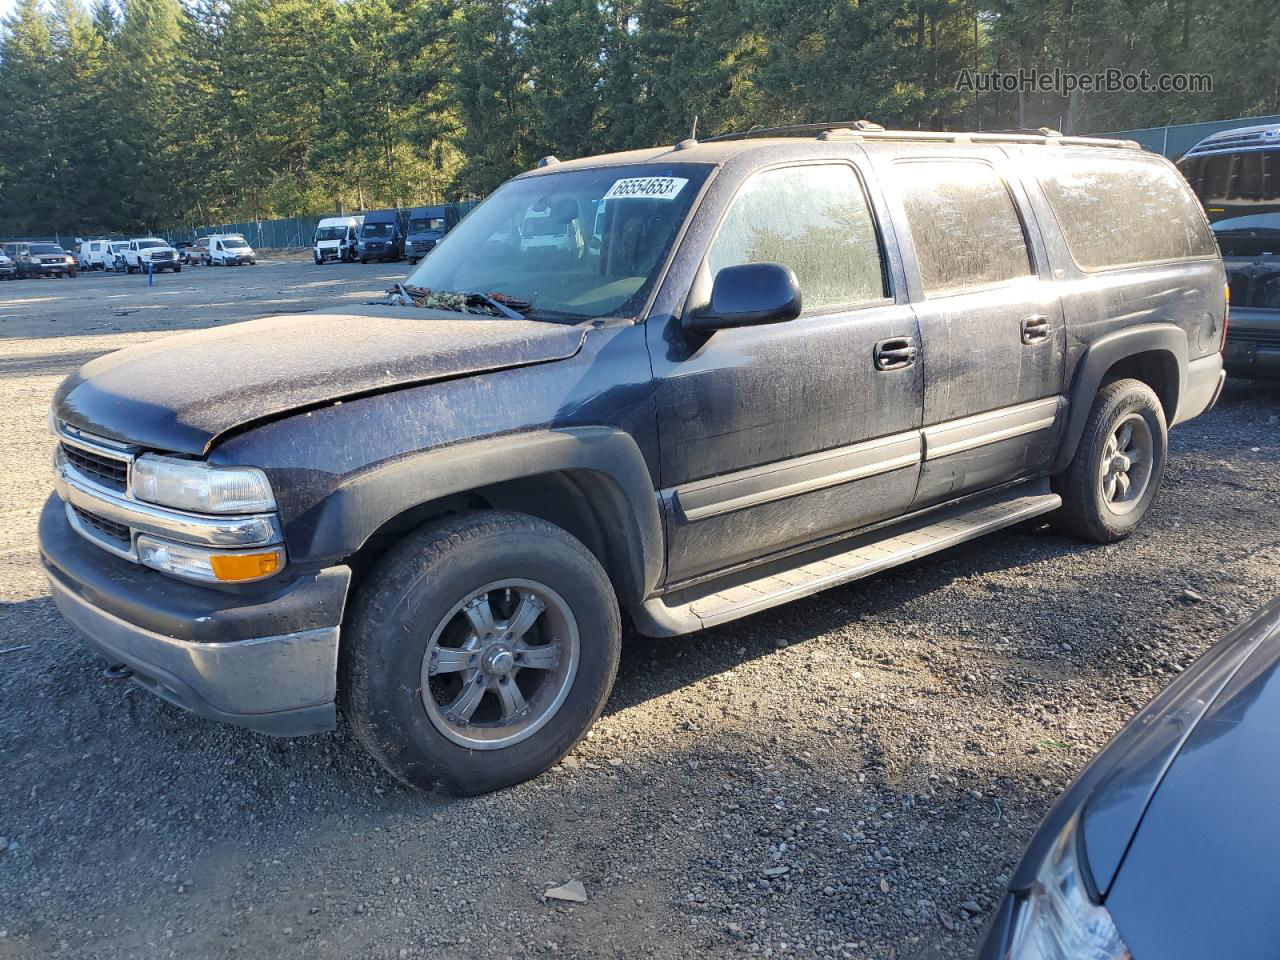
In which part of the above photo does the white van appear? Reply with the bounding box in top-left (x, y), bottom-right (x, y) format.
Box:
top-left (77, 239), bottom-right (113, 271)
top-left (206, 234), bottom-right (257, 266)
top-left (313, 216), bottom-right (363, 264)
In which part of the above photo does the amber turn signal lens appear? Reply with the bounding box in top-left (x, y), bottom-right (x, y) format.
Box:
top-left (210, 550), bottom-right (282, 582)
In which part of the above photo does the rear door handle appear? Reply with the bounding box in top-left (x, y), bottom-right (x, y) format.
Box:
top-left (874, 336), bottom-right (918, 371)
top-left (1020, 315), bottom-right (1051, 344)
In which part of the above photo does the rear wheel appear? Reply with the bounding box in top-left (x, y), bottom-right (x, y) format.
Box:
top-left (1051, 379), bottom-right (1167, 543)
top-left (342, 511), bottom-right (621, 795)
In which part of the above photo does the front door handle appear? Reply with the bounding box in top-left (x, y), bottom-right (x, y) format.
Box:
top-left (1020, 315), bottom-right (1051, 344)
top-left (874, 336), bottom-right (918, 371)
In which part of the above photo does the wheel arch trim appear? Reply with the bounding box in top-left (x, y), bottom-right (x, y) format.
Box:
top-left (301, 427), bottom-right (665, 602)
top-left (1052, 324), bottom-right (1188, 474)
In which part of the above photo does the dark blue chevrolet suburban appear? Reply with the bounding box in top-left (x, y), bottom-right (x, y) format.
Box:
top-left (41, 123), bottom-right (1227, 794)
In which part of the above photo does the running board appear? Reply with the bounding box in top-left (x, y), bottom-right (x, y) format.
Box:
top-left (642, 483), bottom-right (1061, 633)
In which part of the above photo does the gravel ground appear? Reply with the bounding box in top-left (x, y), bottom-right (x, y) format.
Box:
top-left (1, 261), bottom-right (1278, 960)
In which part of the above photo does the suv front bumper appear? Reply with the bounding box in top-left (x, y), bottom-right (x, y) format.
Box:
top-left (39, 494), bottom-right (350, 736)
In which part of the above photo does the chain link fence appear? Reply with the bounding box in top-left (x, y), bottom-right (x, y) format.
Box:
top-left (160, 200), bottom-right (484, 251)
top-left (2, 200), bottom-right (484, 252)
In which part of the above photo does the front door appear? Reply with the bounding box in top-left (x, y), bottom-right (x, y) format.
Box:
top-left (877, 152), bottom-right (1067, 506)
top-left (650, 159), bottom-right (925, 585)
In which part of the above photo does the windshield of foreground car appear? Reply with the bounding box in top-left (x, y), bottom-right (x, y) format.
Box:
top-left (315, 226), bottom-right (346, 241)
top-left (363, 223), bottom-right (395, 238)
top-left (223, 237), bottom-right (250, 249)
top-left (31, 244), bottom-right (65, 255)
top-left (405, 163), bottom-right (712, 321)
top-left (136, 240), bottom-right (166, 249)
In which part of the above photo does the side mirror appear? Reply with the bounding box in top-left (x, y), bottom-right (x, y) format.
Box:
top-left (685, 262), bottom-right (802, 333)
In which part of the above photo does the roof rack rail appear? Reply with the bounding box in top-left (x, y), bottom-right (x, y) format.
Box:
top-left (700, 120), bottom-right (1140, 150)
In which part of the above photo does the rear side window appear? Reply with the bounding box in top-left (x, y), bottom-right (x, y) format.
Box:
top-left (897, 159), bottom-right (1033, 295)
top-left (707, 164), bottom-right (887, 313)
top-left (1037, 153), bottom-right (1217, 270)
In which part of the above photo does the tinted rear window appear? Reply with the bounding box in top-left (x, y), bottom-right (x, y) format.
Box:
top-left (1037, 153), bottom-right (1217, 270)
top-left (897, 159), bottom-right (1032, 295)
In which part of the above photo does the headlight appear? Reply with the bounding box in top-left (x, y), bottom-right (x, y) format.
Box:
top-left (132, 454), bottom-right (276, 514)
top-left (137, 535), bottom-right (284, 583)
top-left (1007, 816), bottom-right (1130, 960)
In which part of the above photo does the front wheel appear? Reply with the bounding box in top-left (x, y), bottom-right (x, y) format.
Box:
top-left (342, 511), bottom-right (621, 795)
top-left (1051, 378), bottom-right (1168, 543)
top-left (173, 265), bottom-right (181, 273)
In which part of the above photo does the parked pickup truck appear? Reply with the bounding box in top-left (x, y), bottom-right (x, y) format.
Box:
top-left (42, 123), bottom-right (1226, 795)
top-left (123, 238), bottom-right (181, 273)
top-left (1178, 123), bottom-right (1280, 380)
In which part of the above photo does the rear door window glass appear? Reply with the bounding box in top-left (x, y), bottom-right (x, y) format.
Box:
top-left (707, 164), bottom-right (888, 313)
top-left (897, 159), bottom-right (1032, 295)
top-left (1037, 153), bottom-right (1217, 270)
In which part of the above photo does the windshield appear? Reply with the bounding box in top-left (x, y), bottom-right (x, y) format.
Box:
top-left (223, 236), bottom-right (250, 249)
top-left (137, 240), bottom-right (165, 249)
top-left (315, 226), bottom-right (347, 241)
top-left (362, 222), bottom-right (395, 238)
top-left (31, 244), bottom-right (64, 255)
top-left (1215, 211), bottom-right (1280, 260)
top-left (410, 217), bottom-right (446, 233)
top-left (405, 163), bottom-right (711, 320)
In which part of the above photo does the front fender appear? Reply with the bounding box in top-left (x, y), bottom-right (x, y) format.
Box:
top-left (300, 427), bottom-right (665, 599)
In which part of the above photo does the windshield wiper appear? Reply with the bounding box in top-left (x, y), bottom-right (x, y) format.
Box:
top-left (388, 284), bottom-right (530, 320)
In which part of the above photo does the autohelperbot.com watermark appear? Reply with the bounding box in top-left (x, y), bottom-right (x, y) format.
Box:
top-left (955, 67), bottom-right (1212, 96)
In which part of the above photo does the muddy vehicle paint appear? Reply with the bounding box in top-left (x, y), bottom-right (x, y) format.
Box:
top-left (42, 124), bottom-right (1225, 794)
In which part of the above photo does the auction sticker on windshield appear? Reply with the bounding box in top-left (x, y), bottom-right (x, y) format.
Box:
top-left (603, 176), bottom-right (689, 201)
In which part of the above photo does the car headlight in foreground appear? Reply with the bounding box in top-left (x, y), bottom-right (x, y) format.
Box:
top-left (132, 453), bottom-right (276, 514)
top-left (1007, 815), bottom-right (1131, 960)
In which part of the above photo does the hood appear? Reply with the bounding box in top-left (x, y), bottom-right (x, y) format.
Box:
top-left (1101, 599), bottom-right (1280, 960)
top-left (1073, 599), bottom-right (1280, 898)
top-left (54, 305), bottom-right (587, 454)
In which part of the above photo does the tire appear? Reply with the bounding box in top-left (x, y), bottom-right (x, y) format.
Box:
top-left (359, 256), bottom-right (367, 264)
top-left (173, 265), bottom-right (181, 273)
top-left (68, 268), bottom-right (76, 278)
top-left (1050, 378), bottom-right (1168, 544)
top-left (342, 510), bottom-right (621, 795)
top-left (315, 255), bottom-right (323, 265)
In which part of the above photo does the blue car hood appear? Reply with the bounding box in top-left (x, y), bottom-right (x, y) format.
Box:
top-left (1101, 602), bottom-right (1280, 960)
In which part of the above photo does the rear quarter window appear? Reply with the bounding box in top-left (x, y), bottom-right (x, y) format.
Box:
top-left (896, 159), bottom-right (1033, 296)
top-left (1036, 152), bottom-right (1217, 271)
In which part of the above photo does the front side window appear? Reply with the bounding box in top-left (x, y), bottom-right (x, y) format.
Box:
top-left (405, 163), bottom-right (712, 321)
top-left (706, 164), bottom-right (887, 313)
top-left (898, 159), bottom-right (1032, 295)
top-left (1038, 153), bottom-right (1217, 271)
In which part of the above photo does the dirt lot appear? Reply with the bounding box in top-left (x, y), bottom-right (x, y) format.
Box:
top-left (1, 259), bottom-right (1278, 960)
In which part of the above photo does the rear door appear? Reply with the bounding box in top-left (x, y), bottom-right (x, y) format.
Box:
top-left (650, 157), bottom-right (925, 584)
top-left (877, 151), bottom-right (1067, 506)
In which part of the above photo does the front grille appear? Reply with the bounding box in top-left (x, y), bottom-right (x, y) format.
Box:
top-left (61, 443), bottom-right (128, 492)
top-left (71, 505), bottom-right (131, 546)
